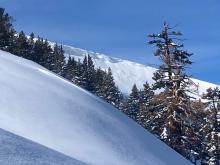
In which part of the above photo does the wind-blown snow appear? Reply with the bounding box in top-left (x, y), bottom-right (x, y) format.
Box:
top-left (0, 128), bottom-right (86, 165)
top-left (61, 44), bottom-right (219, 95)
top-left (0, 50), bottom-right (191, 165)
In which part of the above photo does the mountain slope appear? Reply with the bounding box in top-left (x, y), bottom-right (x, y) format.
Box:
top-left (62, 44), bottom-right (219, 95)
top-left (0, 50), bottom-right (191, 165)
top-left (0, 128), bottom-right (86, 165)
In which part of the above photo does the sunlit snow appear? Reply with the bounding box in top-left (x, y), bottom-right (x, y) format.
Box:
top-left (60, 44), bottom-right (219, 95)
top-left (0, 50), bottom-right (191, 165)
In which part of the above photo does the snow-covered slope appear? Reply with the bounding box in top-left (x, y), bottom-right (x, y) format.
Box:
top-left (0, 50), bottom-right (191, 165)
top-left (62, 44), bottom-right (219, 95)
top-left (0, 128), bottom-right (86, 165)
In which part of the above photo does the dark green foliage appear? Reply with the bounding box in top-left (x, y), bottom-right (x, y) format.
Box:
top-left (77, 55), bottom-right (96, 91)
top-left (94, 67), bottom-right (106, 97)
top-left (79, 56), bottom-right (88, 88)
top-left (62, 56), bottom-right (77, 81)
top-left (32, 37), bottom-right (44, 64)
top-left (61, 56), bottom-right (122, 108)
top-left (41, 39), bottom-right (53, 68)
top-left (123, 84), bottom-right (140, 121)
top-left (0, 8), bottom-right (15, 51)
top-left (137, 82), bottom-right (154, 126)
top-left (27, 32), bottom-right (35, 60)
top-left (87, 55), bottom-right (96, 92)
top-left (74, 59), bottom-right (84, 85)
top-left (202, 87), bottom-right (220, 165)
top-left (50, 44), bottom-right (65, 75)
top-left (139, 82), bottom-right (154, 106)
top-left (101, 68), bottom-right (122, 108)
top-left (13, 31), bottom-right (29, 58)
top-left (74, 55), bottom-right (96, 92)
top-left (148, 23), bottom-right (201, 163)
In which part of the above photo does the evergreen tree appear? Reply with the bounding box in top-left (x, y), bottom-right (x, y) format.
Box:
top-left (76, 55), bottom-right (96, 92)
top-left (42, 39), bottom-right (53, 68)
top-left (148, 22), bottom-right (196, 159)
top-left (14, 31), bottom-right (29, 58)
top-left (74, 59), bottom-right (84, 86)
top-left (32, 37), bottom-right (44, 64)
top-left (86, 54), bottom-right (96, 92)
top-left (27, 32), bottom-right (35, 60)
top-left (62, 56), bottom-right (76, 81)
top-left (189, 100), bottom-right (209, 164)
top-left (102, 68), bottom-right (121, 108)
top-left (202, 87), bottom-right (220, 165)
top-left (124, 84), bottom-right (140, 121)
top-left (50, 43), bottom-right (65, 75)
top-left (78, 56), bottom-right (88, 88)
top-left (94, 67), bottom-right (106, 97)
top-left (137, 82), bottom-right (154, 127)
top-left (139, 82), bottom-right (154, 107)
top-left (0, 8), bottom-right (15, 51)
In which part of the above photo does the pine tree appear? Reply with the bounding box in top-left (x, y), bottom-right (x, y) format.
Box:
top-left (32, 37), bottom-right (44, 64)
top-left (41, 39), bottom-right (53, 68)
top-left (202, 87), bottom-right (220, 165)
top-left (78, 56), bottom-right (88, 88)
top-left (50, 43), bottom-right (65, 75)
top-left (124, 84), bottom-right (140, 121)
top-left (0, 8), bottom-right (15, 51)
top-left (14, 31), bottom-right (29, 58)
top-left (137, 81), bottom-right (154, 127)
top-left (94, 67), bottom-right (106, 97)
top-left (27, 32), bottom-right (35, 60)
top-left (75, 55), bottom-right (96, 92)
top-left (62, 56), bottom-right (76, 81)
top-left (86, 54), bottom-right (96, 92)
top-left (102, 68), bottom-right (121, 108)
top-left (189, 100), bottom-right (209, 164)
top-left (74, 59), bottom-right (84, 86)
top-left (139, 82), bottom-right (154, 107)
top-left (148, 22), bottom-right (196, 158)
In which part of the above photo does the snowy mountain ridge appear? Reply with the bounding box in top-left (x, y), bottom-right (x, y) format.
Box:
top-left (56, 43), bottom-right (219, 96)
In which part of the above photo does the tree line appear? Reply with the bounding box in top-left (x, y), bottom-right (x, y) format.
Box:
top-left (0, 7), bottom-right (122, 109)
top-left (122, 23), bottom-right (219, 164)
top-left (0, 8), bottom-right (219, 165)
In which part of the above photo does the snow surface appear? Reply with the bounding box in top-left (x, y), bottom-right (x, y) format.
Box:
top-left (61, 44), bottom-right (219, 95)
top-left (0, 50), bottom-right (191, 165)
top-left (0, 128), bottom-right (86, 165)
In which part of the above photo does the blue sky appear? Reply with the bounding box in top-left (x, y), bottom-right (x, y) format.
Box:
top-left (1, 0), bottom-right (220, 84)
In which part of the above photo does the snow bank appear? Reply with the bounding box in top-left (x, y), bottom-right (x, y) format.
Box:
top-left (0, 128), bottom-right (86, 165)
top-left (0, 50), bottom-right (191, 165)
